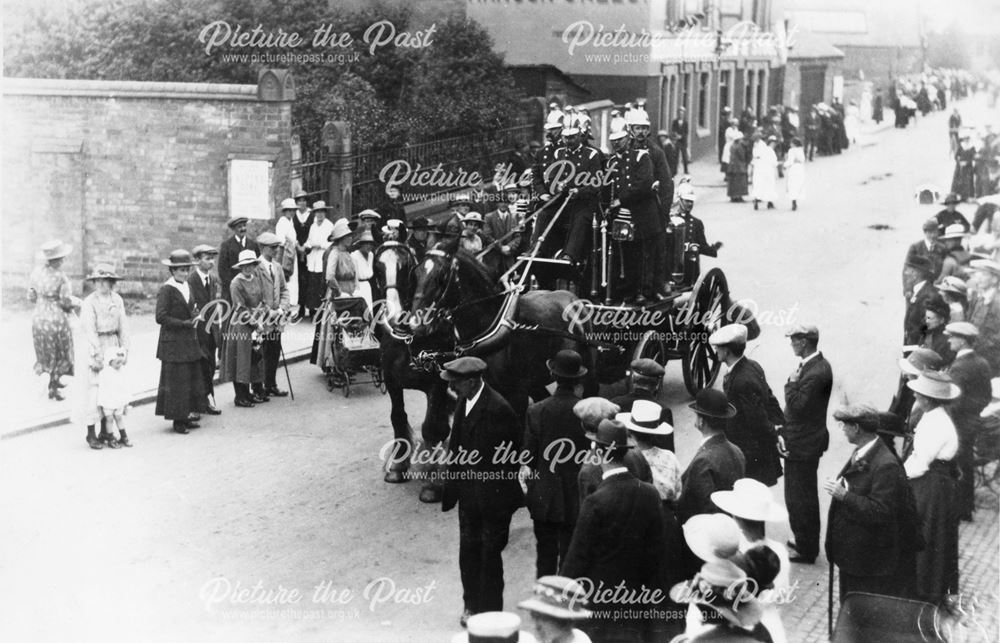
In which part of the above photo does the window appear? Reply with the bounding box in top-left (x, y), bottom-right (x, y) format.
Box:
top-left (698, 72), bottom-right (710, 128)
top-left (719, 69), bottom-right (731, 112)
top-left (682, 72), bottom-right (691, 116)
top-left (745, 70), bottom-right (753, 112)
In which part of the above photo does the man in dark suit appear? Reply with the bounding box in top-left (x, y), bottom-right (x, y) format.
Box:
top-left (670, 107), bottom-right (690, 174)
top-left (825, 406), bottom-right (916, 602)
top-left (902, 219), bottom-right (947, 298)
top-left (217, 217), bottom-right (259, 303)
top-left (482, 185), bottom-right (526, 275)
top-left (967, 259), bottom-right (1000, 374)
top-left (521, 350), bottom-right (589, 579)
top-left (944, 322), bottom-right (993, 520)
top-left (710, 324), bottom-right (785, 487)
top-left (611, 358), bottom-right (674, 452)
top-left (779, 325), bottom-right (833, 565)
top-left (561, 419), bottom-right (667, 643)
top-left (440, 357), bottom-right (523, 626)
top-left (256, 232), bottom-right (291, 399)
top-left (903, 255), bottom-right (941, 346)
top-left (677, 388), bottom-right (746, 522)
top-left (188, 244), bottom-right (222, 415)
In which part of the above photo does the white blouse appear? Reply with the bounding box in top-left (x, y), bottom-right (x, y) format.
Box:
top-left (305, 219), bottom-right (334, 273)
top-left (904, 406), bottom-right (959, 479)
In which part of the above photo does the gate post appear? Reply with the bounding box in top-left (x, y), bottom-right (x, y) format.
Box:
top-left (322, 120), bottom-right (352, 221)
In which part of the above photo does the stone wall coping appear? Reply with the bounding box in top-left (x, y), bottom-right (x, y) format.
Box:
top-left (2, 77), bottom-right (263, 102)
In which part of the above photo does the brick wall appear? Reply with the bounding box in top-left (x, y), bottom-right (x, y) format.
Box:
top-left (2, 76), bottom-right (294, 298)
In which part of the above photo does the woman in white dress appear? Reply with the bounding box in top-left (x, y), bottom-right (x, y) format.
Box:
top-left (783, 137), bottom-right (805, 211)
top-left (303, 201), bottom-right (334, 315)
top-left (721, 118), bottom-right (741, 175)
top-left (751, 136), bottom-right (779, 210)
top-left (274, 198), bottom-right (299, 309)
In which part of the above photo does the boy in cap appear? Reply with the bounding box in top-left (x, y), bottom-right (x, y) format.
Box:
top-left (710, 324), bottom-right (785, 487)
top-left (440, 357), bottom-right (523, 625)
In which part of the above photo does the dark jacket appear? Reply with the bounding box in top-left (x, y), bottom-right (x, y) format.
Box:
top-left (154, 284), bottom-right (201, 363)
top-left (781, 352), bottom-right (833, 461)
top-left (825, 438), bottom-right (912, 577)
top-left (609, 147), bottom-right (660, 239)
top-left (643, 139), bottom-right (673, 217)
top-left (523, 386), bottom-right (588, 525)
top-left (723, 357), bottom-right (786, 486)
top-left (902, 240), bottom-right (947, 296)
top-left (187, 270), bottom-right (221, 362)
top-left (442, 384), bottom-right (524, 514)
top-left (948, 350), bottom-right (993, 420)
top-left (561, 470), bottom-right (666, 610)
top-left (677, 433), bottom-right (746, 522)
top-left (967, 293), bottom-right (1000, 374)
top-left (578, 450), bottom-right (652, 504)
top-left (904, 282), bottom-right (939, 346)
top-left (217, 235), bottom-right (260, 303)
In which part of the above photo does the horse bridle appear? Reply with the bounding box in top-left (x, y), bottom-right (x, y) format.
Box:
top-left (413, 249), bottom-right (458, 320)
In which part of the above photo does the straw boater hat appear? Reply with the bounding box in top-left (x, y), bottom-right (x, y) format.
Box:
top-left (898, 347), bottom-right (944, 377)
top-left (326, 218), bottom-right (350, 243)
top-left (231, 249), bottom-right (260, 269)
top-left (450, 612), bottom-right (537, 643)
top-left (41, 240), bottom-right (73, 261)
top-left (616, 400), bottom-right (673, 435)
top-left (907, 370), bottom-right (961, 400)
top-left (711, 478), bottom-right (788, 523)
top-left (256, 232), bottom-right (281, 247)
top-left (84, 263), bottom-right (121, 281)
top-left (546, 349), bottom-right (588, 379)
top-left (517, 575), bottom-right (592, 621)
top-left (312, 200), bottom-right (329, 212)
top-left (161, 249), bottom-right (194, 268)
top-left (462, 212), bottom-right (484, 224)
top-left (940, 223), bottom-right (969, 240)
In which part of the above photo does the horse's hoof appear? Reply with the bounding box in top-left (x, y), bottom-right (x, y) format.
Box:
top-left (419, 485), bottom-right (443, 503)
top-left (384, 470), bottom-right (409, 484)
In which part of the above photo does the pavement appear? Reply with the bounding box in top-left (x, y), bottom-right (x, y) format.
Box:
top-left (2, 97), bottom-right (999, 643)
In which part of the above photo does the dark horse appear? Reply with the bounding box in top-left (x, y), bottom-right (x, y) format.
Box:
top-left (372, 242), bottom-right (454, 498)
top-left (410, 240), bottom-right (601, 424)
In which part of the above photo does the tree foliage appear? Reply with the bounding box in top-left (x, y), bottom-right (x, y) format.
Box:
top-left (3, 0), bottom-right (524, 150)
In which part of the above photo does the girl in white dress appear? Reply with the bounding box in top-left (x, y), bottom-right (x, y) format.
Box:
top-left (783, 137), bottom-right (805, 211)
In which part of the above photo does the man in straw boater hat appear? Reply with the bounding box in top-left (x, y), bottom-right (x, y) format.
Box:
top-left (255, 232), bottom-right (290, 399)
top-left (611, 358), bottom-right (674, 452)
top-left (943, 321), bottom-right (992, 521)
top-left (521, 350), bottom-right (590, 579)
top-left (825, 405), bottom-right (917, 602)
top-left (517, 575), bottom-right (592, 643)
top-left (779, 324), bottom-right (832, 566)
top-left (217, 217), bottom-right (259, 304)
top-left (439, 357), bottom-right (524, 627)
top-left (709, 324), bottom-right (785, 487)
top-left (902, 254), bottom-right (939, 345)
top-left (967, 258), bottom-right (1000, 374)
top-left (677, 388), bottom-right (745, 523)
top-left (560, 419), bottom-right (667, 643)
top-left (188, 244), bottom-right (223, 416)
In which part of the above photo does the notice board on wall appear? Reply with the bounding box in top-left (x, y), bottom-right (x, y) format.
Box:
top-left (228, 159), bottom-right (272, 221)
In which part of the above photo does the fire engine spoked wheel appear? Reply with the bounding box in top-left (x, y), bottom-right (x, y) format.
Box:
top-left (680, 267), bottom-right (728, 397)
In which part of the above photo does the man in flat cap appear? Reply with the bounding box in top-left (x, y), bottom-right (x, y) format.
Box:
top-left (967, 259), bottom-right (1000, 374)
top-left (780, 325), bottom-right (832, 564)
top-left (218, 217), bottom-right (260, 304)
top-left (255, 232), bottom-right (290, 399)
top-left (902, 219), bottom-right (946, 298)
top-left (188, 244), bottom-right (222, 415)
top-left (710, 324), bottom-right (785, 487)
top-left (611, 358), bottom-right (674, 452)
top-left (825, 405), bottom-right (915, 602)
top-left (440, 356), bottom-right (524, 626)
top-left (945, 322), bottom-right (992, 520)
top-left (561, 419), bottom-right (667, 643)
top-left (903, 255), bottom-right (941, 345)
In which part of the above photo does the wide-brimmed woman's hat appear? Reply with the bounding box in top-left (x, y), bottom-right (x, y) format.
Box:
top-left (161, 249), bottom-right (194, 268)
top-left (711, 478), bottom-right (788, 522)
top-left (462, 212), bottom-right (484, 224)
top-left (616, 400), bottom-right (673, 435)
top-left (330, 218), bottom-right (352, 242)
top-left (936, 276), bottom-right (968, 297)
top-left (312, 200), bottom-right (329, 212)
top-left (41, 240), bottom-right (73, 261)
top-left (85, 263), bottom-right (121, 281)
top-left (907, 370), bottom-right (961, 400)
top-left (899, 347), bottom-right (944, 377)
top-left (231, 249), bottom-right (260, 269)
top-left (546, 349), bottom-right (588, 379)
top-left (682, 513), bottom-right (741, 563)
top-left (517, 575), bottom-right (592, 620)
top-left (280, 198), bottom-right (298, 210)
top-left (688, 388), bottom-right (737, 419)
top-left (940, 223), bottom-right (968, 240)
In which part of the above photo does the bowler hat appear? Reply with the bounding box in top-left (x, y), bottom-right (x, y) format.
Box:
top-left (191, 244), bottom-right (218, 258)
top-left (440, 356), bottom-right (487, 381)
top-left (547, 349), bottom-right (588, 379)
top-left (592, 419), bottom-right (633, 449)
top-left (630, 358), bottom-right (665, 379)
top-left (227, 217), bottom-right (249, 229)
top-left (161, 249), bottom-right (194, 268)
top-left (40, 240), bottom-right (72, 261)
top-left (231, 249), bottom-right (260, 269)
top-left (616, 400), bottom-right (672, 435)
top-left (517, 576), bottom-right (592, 621)
top-left (899, 347), bottom-right (944, 376)
top-left (84, 263), bottom-right (121, 281)
top-left (907, 370), bottom-right (961, 400)
top-left (688, 388), bottom-right (737, 419)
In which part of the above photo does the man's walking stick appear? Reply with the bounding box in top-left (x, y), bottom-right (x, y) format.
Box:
top-left (828, 560), bottom-right (834, 639)
top-left (280, 342), bottom-right (295, 401)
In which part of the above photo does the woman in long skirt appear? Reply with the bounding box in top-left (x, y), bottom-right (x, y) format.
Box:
top-left (78, 264), bottom-right (130, 449)
top-left (783, 138), bottom-right (805, 211)
top-left (904, 372), bottom-right (961, 604)
top-left (28, 240), bottom-right (78, 400)
top-left (726, 134), bottom-right (749, 202)
top-left (154, 250), bottom-right (206, 434)
top-left (303, 201), bottom-right (334, 314)
top-left (751, 137), bottom-right (779, 210)
top-left (951, 138), bottom-right (977, 201)
top-left (220, 250), bottom-right (267, 407)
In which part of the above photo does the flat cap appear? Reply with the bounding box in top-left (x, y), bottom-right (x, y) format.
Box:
top-left (630, 358), bottom-right (665, 378)
top-left (440, 356), bottom-right (487, 381)
top-left (784, 324), bottom-right (819, 339)
top-left (191, 244), bottom-right (218, 257)
top-left (227, 217), bottom-right (249, 229)
top-left (256, 232), bottom-right (281, 246)
top-left (708, 324), bottom-right (748, 346)
top-left (944, 321), bottom-right (979, 338)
